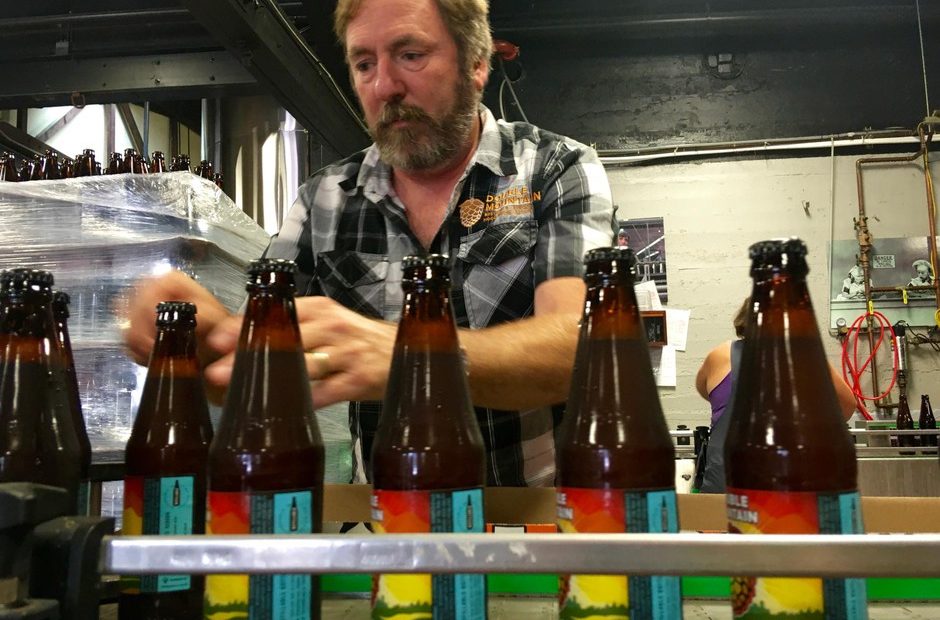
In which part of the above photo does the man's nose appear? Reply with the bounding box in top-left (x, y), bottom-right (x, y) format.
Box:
top-left (373, 57), bottom-right (406, 102)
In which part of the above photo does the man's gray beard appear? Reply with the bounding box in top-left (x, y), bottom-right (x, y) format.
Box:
top-left (372, 79), bottom-right (479, 172)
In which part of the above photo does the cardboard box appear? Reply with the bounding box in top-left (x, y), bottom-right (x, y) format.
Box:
top-left (323, 485), bottom-right (940, 534)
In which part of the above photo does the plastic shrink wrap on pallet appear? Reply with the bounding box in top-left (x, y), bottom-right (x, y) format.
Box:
top-left (0, 172), bottom-right (270, 454)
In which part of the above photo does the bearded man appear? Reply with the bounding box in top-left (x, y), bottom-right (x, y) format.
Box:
top-left (125, 0), bottom-right (615, 486)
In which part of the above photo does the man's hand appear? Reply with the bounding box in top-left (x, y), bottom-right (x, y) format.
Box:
top-left (122, 270), bottom-right (231, 366)
top-left (199, 277), bottom-right (584, 412)
top-left (204, 296), bottom-right (398, 409)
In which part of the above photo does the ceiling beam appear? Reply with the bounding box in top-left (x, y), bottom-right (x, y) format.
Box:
top-left (34, 106), bottom-right (82, 144)
top-left (0, 121), bottom-right (70, 160)
top-left (179, 0), bottom-right (369, 157)
top-left (116, 104), bottom-right (144, 155)
top-left (0, 52), bottom-right (258, 109)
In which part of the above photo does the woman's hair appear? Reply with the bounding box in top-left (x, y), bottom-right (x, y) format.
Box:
top-left (334, 0), bottom-right (493, 77)
top-left (732, 297), bottom-right (750, 338)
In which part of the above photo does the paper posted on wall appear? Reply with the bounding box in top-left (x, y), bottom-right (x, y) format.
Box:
top-left (649, 345), bottom-right (677, 388)
top-left (665, 309), bottom-right (690, 351)
top-left (635, 280), bottom-right (663, 311)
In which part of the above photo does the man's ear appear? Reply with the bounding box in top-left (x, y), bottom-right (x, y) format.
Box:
top-left (471, 57), bottom-right (490, 92)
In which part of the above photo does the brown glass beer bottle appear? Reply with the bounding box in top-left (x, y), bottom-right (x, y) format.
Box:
top-left (28, 158), bottom-right (43, 181)
top-left (106, 152), bottom-right (123, 175)
top-left (206, 259), bottom-right (323, 620)
top-left (75, 149), bottom-right (99, 177)
top-left (0, 272), bottom-right (42, 483)
top-left (195, 159), bottom-right (214, 180)
top-left (555, 247), bottom-right (680, 619)
top-left (17, 160), bottom-right (30, 181)
top-left (919, 395), bottom-right (937, 447)
top-left (123, 148), bottom-right (149, 174)
top-left (119, 302), bottom-right (213, 620)
top-left (150, 151), bottom-right (167, 173)
top-left (0, 270), bottom-right (82, 511)
top-left (60, 156), bottom-right (75, 179)
top-left (370, 255), bottom-right (486, 619)
top-left (52, 291), bottom-right (92, 513)
top-left (895, 394), bottom-right (915, 450)
top-left (0, 152), bottom-right (19, 181)
top-left (40, 150), bottom-right (62, 180)
top-left (725, 239), bottom-right (867, 619)
top-left (172, 154), bottom-right (191, 173)
top-left (121, 148), bottom-right (136, 174)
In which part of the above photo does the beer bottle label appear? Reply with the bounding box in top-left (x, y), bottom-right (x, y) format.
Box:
top-left (121, 475), bottom-right (195, 594)
top-left (556, 487), bottom-right (682, 619)
top-left (205, 489), bottom-right (315, 620)
top-left (726, 488), bottom-right (868, 619)
top-left (371, 487), bottom-right (486, 620)
top-left (77, 479), bottom-right (91, 516)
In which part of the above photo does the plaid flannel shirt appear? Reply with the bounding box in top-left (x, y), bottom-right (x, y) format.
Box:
top-left (266, 106), bottom-right (614, 486)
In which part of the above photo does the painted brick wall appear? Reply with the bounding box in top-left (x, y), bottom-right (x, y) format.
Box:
top-left (606, 152), bottom-right (940, 429)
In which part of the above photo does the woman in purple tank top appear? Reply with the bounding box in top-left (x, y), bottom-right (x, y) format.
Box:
top-left (695, 300), bottom-right (750, 422)
top-left (693, 298), bottom-right (857, 493)
top-left (696, 298), bottom-right (857, 425)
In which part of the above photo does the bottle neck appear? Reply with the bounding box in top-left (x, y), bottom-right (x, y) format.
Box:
top-left (2, 290), bottom-right (53, 338)
top-left (750, 271), bottom-right (816, 337)
top-left (239, 287), bottom-right (302, 351)
top-left (55, 318), bottom-right (75, 362)
top-left (150, 323), bottom-right (200, 369)
top-left (743, 269), bottom-right (846, 425)
top-left (215, 280), bottom-right (316, 437)
top-left (396, 284), bottom-right (459, 350)
top-left (381, 282), bottom-right (472, 422)
top-left (582, 273), bottom-right (643, 340)
top-left (0, 291), bottom-right (56, 369)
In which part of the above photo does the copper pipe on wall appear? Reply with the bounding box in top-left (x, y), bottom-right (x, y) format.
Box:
top-left (853, 122), bottom-right (939, 411)
top-left (916, 122), bottom-right (939, 310)
top-left (854, 149), bottom-right (922, 406)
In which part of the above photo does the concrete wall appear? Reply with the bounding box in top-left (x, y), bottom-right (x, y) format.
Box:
top-left (606, 150), bottom-right (940, 429)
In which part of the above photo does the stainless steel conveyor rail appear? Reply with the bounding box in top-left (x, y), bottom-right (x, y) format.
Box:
top-left (102, 533), bottom-right (940, 578)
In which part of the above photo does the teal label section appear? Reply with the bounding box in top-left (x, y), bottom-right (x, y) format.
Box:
top-left (77, 480), bottom-right (90, 516)
top-left (819, 491), bottom-right (868, 619)
top-left (626, 489), bottom-right (682, 619)
top-left (249, 489), bottom-right (313, 620)
top-left (141, 475), bottom-right (194, 593)
top-left (430, 487), bottom-right (487, 620)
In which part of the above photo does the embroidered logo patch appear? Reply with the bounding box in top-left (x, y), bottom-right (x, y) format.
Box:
top-left (483, 185), bottom-right (540, 222)
top-left (459, 198), bottom-right (485, 228)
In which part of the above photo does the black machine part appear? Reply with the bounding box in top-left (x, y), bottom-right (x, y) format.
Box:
top-left (0, 484), bottom-right (113, 620)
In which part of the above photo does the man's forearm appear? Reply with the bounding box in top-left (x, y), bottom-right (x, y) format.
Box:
top-left (460, 313), bottom-right (580, 410)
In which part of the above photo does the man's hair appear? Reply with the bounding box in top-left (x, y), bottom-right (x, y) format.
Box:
top-left (732, 297), bottom-right (750, 338)
top-left (334, 0), bottom-right (493, 76)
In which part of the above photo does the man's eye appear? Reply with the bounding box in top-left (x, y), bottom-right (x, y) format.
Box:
top-left (401, 52), bottom-right (424, 62)
top-left (354, 61), bottom-right (374, 73)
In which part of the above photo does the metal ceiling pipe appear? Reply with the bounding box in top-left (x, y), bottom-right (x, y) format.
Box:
top-left (598, 131), bottom-right (926, 166)
top-left (492, 5), bottom-right (931, 38)
top-left (0, 3), bottom-right (307, 32)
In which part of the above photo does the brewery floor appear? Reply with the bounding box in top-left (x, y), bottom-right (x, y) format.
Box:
top-left (98, 598), bottom-right (940, 618)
